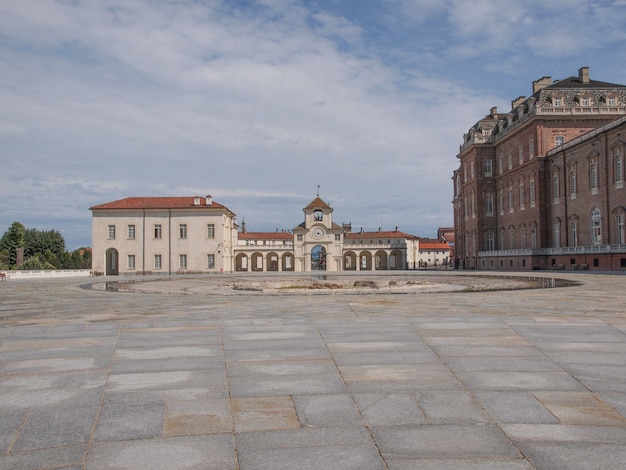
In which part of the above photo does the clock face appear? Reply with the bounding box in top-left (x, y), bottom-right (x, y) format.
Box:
top-left (312, 227), bottom-right (325, 239)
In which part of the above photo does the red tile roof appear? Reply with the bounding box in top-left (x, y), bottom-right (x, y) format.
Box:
top-left (419, 242), bottom-right (451, 251)
top-left (90, 196), bottom-right (230, 211)
top-left (345, 230), bottom-right (418, 240)
top-left (238, 231), bottom-right (293, 240)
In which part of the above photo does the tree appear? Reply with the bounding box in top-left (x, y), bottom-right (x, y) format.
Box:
top-left (24, 229), bottom-right (65, 258)
top-left (0, 222), bottom-right (26, 267)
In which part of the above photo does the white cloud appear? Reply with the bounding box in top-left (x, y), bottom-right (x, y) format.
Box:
top-left (1, 0), bottom-right (625, 249)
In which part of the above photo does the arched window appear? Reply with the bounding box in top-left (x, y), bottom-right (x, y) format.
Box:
top-left (591, 207), bottom-right (602, 245)
top-left (553, 218), bottom-right (561, 248)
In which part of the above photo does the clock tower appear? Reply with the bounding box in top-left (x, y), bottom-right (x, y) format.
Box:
top-left (293, 196), bottom-right (344, 271)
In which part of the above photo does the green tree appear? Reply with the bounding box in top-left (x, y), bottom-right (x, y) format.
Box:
top-left (58, 251), bottom-right (72, 269)
top-left (0, 222), bottom-right (26, 267)
top-left (42, 249), bottom-right (61, 269)
top-left (24, 229), bottom-right (65, 258)
top-left (20, 255), bottom-right (56, 270)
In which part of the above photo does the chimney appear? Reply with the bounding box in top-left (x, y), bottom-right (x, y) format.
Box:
top-left (532, 76), bottom-right (552, 94)
top-left (490, 106), bottom-right (498, 117)
top-left (205, 195), bottom-right (213, 206)
top-left (511, 96), bottom-right (526, 110)
top-left (578, 66), bottom-right (589, 84)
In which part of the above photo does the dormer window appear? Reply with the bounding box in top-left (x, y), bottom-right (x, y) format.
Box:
top-left (554, 97), bottom-right (563, 107)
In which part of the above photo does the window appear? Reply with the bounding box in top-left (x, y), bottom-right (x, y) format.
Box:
top-left (314, 210), bottom-right (323, 221)
top-left (508, 186), bottom-right (514, 213)
top-left (207, 254), bottom-right (215, 269)
top-left (470, 162), bottom-right (475, 179)
top-left (154, 224), bottom-right (162, 239)
top-left (456, 175), bottom-right (461, 197)
top-left (615, 151), bottom-right (623, 187)
top-left (485, 232), bottom-right (495, 251)
top-left (529, 179), bottom-right (536, 208)
top-left (552, 171), bottom-right (560, 203)
top-left (484, 159), bottom-right (492, 177)
top-left (499, 191), bottom-right (504, 215)
top-left (464, 197), bottom-right (468, 220)
top-left (617, 214), bottom-right (625, 245)
top-left (508, 153), bottom-right (512, 170)
top-left (581, 97), bottom-right (589, 106)
top-left (569, 167), bottom-right (577, 199)
top-left (498, 156), bottom-right (503, 174)
top-left (591, 207), bottom-right (602, 245)
top-left (207, 224), bottom-right (215, 239)
top-left (530, 225), bottom-right (537, 249)
top-left (529, 138), bottom-right (534, 158)
top-left (108, 225), bottom-right (116, 240)
top-left (128, 225), bottom-right (135, 240)
top-left (335, 233), bottom-right (341, 241)
top-left (471, 192), bottom-right (476, 218)
top-left (518, 144), bottom-right (523, 164)
top-left (519, 181), bottom-right (525, 210)
top-left (571, 219), bottom-right (578, 247)
top-left (179, 224), bottom-right (187, 239)
top-left (297, 234), bottom-right (303, 241)
top-left (554, 98), bottom-right (563, 107)
top-left (154, 254), bottom-right (162, 270)
top-left (520, 226), bottom-right (526, 249)
top-left (509, 227), bottom-right (515, 249)
top-left (608, 97), bottom-right (616, 106)
top-left (485, 194), bottom-right (494, 216)
top-left (553, 220), bottom-right (561, 248)
top-left (590, 160), bottom-right (598, 194)
top-left (179, 254), bottom-right (187, 269)
top-left (555, 135), bottom-right (564, 147)
top-left (127, 255), bottom-right (135, 270)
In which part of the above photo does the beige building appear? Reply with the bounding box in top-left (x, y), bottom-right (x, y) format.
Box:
top-left (91, 195), bottom-right (424, 274)
top-left (90, 195), bottom-right (236, 275)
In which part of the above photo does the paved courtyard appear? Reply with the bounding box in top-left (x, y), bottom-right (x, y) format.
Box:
top-left (0, 271), bottom-right (625, 469)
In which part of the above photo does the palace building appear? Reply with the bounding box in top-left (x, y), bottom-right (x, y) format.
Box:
top-left (453, 67), bottom-right (626, 271)
top-left (90, 195), bottom-right (442, 275)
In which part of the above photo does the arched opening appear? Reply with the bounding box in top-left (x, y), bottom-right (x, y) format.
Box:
top-left (311, 245), bottom-right (326, 271)
top-left (389, 250), bottom-right (403, 270)
top-left (282, 253), bottom-right (294, 271)
top-left (251, 252), bottom-right (264, 271)
top-left (343, 251), bottom-right (357, 270)
top-left (267, 252), bottom-right (279, 271)
top-left (359, 251), bottom-right (372, 270)
top-left (374, 250), bottom-right (388, 270)
top-left (236, 253), bottom-right (249, 271)
top-left (105, 248), bottom-right (119, 275)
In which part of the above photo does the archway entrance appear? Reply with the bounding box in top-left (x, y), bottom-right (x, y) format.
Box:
top-left (311, 245), bottom-right (326, 271)
top-left (105, 248), bottom-right (119, 275)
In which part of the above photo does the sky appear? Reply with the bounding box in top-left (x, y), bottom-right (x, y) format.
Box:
top-left (2, 0), bottom-right (626, 250)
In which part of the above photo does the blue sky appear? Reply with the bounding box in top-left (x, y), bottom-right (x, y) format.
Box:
top-left (2, 0), bottom-right (626, 249)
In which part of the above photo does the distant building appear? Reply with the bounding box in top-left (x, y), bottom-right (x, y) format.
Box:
top-left (91, 195), bottom-right (425, 274)
top-left (453, 67), bottom-right (626, 271)
top-left (418, 242), bottom-right (451, 267)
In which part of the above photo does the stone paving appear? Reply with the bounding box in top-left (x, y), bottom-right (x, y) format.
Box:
top-left (0, 271), bottom-right (625, 469)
